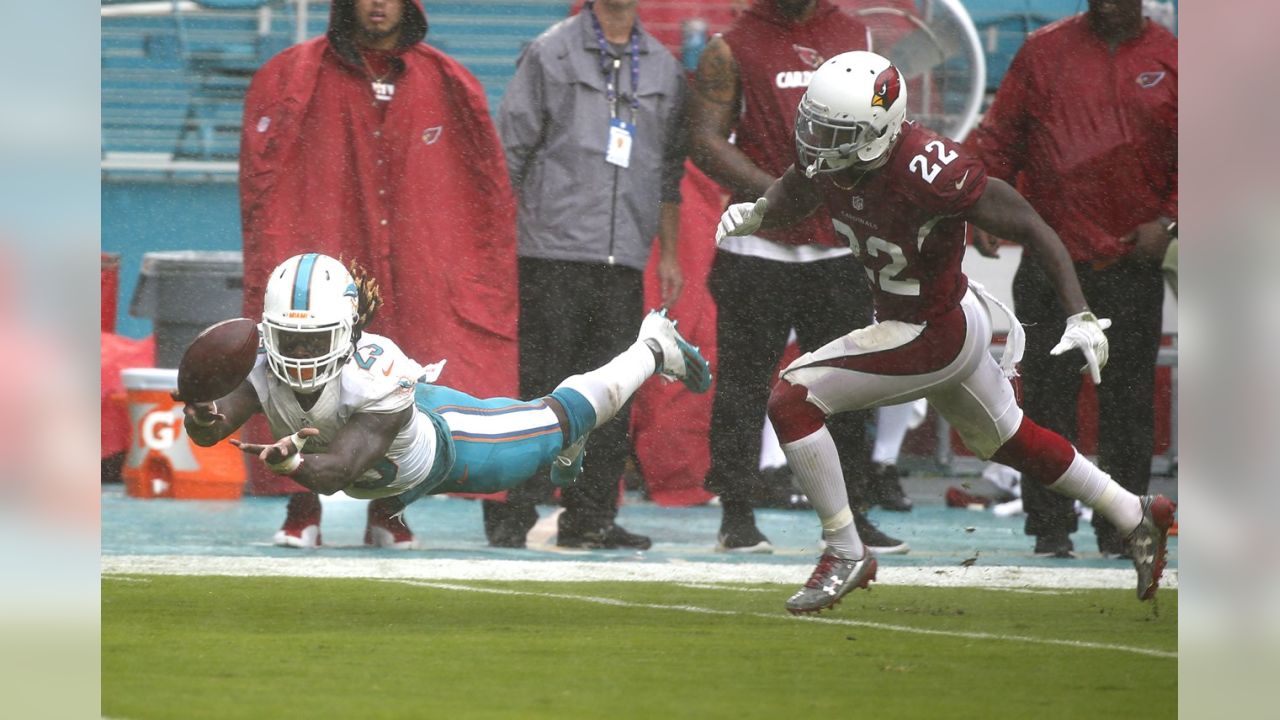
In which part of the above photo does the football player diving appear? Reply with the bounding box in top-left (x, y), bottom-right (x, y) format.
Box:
top-left (179, 253), bottom-right (711, 548)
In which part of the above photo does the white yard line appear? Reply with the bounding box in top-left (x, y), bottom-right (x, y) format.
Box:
top-left (389, 579), bottom-right (1177, 660)
top-left (101, 554), bottom-right (1177, 591)
top-left (676, 583), bottom-right (776, 593)
top-left (974, 587), bottom-right (1080, 596)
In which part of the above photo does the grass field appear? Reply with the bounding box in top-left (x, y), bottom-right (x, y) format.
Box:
top-left (103, 575), bottom-right (1176, 719)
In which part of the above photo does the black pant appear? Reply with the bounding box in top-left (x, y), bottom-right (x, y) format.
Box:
top-left (483, 258), bottom-right (644, 539)
top-left (1013, 254), bottom-right (1165, 544)
top-left (704, 251), bottom-right (875, 510)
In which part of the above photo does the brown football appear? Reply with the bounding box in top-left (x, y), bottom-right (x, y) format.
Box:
top-left (177, 317), bottom-right (260, 402)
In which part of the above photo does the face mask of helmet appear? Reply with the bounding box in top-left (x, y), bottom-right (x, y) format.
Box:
top-left (795, 98), bottom-right (885, 177)
top-left (261, 253), bottom-right (358, 393)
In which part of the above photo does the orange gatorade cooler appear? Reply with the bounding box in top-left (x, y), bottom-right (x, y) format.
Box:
top-left (121, 368), bottom-right (246, 500)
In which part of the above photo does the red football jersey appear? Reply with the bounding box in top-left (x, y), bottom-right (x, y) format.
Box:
top-left (811, 122), bottom-right (987, 324)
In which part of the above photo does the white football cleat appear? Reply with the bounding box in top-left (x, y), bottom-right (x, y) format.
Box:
top-left (638, 309), bottom-right (712, 393)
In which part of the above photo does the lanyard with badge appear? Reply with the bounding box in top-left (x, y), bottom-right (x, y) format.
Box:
top-left (587, 2), bottom-right (640, 168)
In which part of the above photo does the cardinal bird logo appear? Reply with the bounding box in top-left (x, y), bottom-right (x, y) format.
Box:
top-left (871, 66), bottom-right (902, 109)
top-left (1136, 71), bottom-right (1166, 89)
top-left (793, 44), bottom-right (825, 70)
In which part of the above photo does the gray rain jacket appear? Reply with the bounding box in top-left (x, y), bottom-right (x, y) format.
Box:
top-left (497, 10), bottom-right (688, 271)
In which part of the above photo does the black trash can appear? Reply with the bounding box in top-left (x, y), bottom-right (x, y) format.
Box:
top-left (129, 251), bottom-right (244, 368)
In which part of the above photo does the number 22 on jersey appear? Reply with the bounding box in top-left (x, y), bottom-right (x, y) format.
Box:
top-left (908, 140), bottom-right (958, 184)
top-left (831, 219), bottom-right (920, 297)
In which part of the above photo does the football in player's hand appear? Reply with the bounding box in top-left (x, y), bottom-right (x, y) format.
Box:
top-left (176, 318), bottom-right (260, 402)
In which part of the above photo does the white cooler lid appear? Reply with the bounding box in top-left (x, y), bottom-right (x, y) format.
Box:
top-left (121, 367), bottom-right (179, 390)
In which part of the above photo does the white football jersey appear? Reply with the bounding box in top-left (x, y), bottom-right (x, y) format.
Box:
top-left (247, 331), bottom-right (440, 498)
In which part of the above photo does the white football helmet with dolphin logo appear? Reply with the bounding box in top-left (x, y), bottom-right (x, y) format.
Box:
top-left (261, 253), bottom-right (359, 393)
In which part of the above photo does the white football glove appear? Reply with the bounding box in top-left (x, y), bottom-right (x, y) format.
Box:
top-left (715, 197), bottom-right (769, 245)
top-left (1049, 311), bottom-right (1112, 385)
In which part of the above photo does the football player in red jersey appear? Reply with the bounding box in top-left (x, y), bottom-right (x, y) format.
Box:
top-left (717, 51), bottom-right (1175, 614)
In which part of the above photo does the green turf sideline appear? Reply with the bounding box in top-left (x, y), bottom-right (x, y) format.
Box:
top-left (390, 579), bottom-right (1178, 659)
top-left (101, 555), bottom-right (1178, 590)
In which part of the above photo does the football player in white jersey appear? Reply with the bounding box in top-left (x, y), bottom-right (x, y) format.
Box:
top-left (180, 253), bottom-right (711, 549)
top-left (716, 51), bottom-right (1175, 613)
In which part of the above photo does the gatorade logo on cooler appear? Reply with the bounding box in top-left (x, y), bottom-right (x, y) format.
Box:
top-left (126, 402), bottom-right (199, 472)
top-left (142, 410), bottom-right (181, 451)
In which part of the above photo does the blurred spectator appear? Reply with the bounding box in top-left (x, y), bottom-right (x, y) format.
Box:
top-left (688, 0), bottom-right (906, 554)
top-left (237, 0), bottom-right (519, 547)
top-left (968, 0), bottom-right (1177, 558)
top-left (490, 0), bottom-right (689, 549)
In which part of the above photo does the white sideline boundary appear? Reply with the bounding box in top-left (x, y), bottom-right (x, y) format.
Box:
top-left (101, 555), bottom-right (1177, 591)
top-left (389, 580), bottom-right (1177, 659)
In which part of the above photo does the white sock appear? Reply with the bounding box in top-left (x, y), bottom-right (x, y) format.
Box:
top-left (872, 402), bottom-right (915, 465)
top-left (782, 425), bottom-right (864, 560)
top-left (1048, 451), bottom-right (1143, 533)
top-left (554, 341), bottom-right (656, 430)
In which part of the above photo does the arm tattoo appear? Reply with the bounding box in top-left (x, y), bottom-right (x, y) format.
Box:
top-left (694, 41), bottom-right (738, 106)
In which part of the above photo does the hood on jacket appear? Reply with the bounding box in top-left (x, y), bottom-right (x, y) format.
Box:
top-left (327, 0), bottom-right (428, 67)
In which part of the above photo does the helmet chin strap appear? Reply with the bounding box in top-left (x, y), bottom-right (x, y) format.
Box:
top-left (804, 148), bottom-right (857, 178)
top-left (804, 150), bottom-right (873, 179)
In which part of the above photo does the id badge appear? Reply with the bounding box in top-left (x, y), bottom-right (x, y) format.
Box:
top-left (605, 118), bottom-right (634, 168)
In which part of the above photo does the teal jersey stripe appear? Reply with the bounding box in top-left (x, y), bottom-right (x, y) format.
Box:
top-left (292, 253), bottom-right (319, 310)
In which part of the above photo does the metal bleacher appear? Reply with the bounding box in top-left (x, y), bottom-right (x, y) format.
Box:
top-left (102, 0), bottom-right (572, 179)
top-left (101, 1), bottom-right (1174, 179)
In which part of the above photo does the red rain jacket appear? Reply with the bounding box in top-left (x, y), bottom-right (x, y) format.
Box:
top-left (968, 15), bottom-right (1177, 262)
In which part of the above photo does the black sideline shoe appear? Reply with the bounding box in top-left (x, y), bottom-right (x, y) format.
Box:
top-left (866, 462), bottom-right (913, 512)
top-left (1034, 533), bottom-right (1077, 559)
top-left (716, 521), bottom-right (774, 553)
top-left (557, 523), bottom-right (652, 550)
top-left (854, 510), bottom-right (910, 555)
